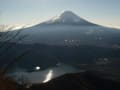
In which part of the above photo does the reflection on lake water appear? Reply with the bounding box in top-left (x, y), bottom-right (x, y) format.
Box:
top-left (9, 63), bottom-right (82, 84)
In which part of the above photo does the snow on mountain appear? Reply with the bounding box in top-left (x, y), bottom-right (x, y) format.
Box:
top-left (0, 25), bottom-right (26, 32)
top-left (43, 11), bottom-right (91, 24)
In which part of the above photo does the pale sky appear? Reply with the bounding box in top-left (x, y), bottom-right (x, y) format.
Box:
top-left (0, 0), bottom-right (120, 28)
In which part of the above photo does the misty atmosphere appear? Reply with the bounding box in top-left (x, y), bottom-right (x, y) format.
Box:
top-left (0, 0), bottom-right (120, 90)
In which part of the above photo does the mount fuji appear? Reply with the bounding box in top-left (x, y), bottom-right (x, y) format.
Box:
top-left (8, 11), bottom-right (120, 47)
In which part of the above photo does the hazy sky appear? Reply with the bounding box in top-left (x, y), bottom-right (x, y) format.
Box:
top-left (0, 0), bottom-right (120, 28)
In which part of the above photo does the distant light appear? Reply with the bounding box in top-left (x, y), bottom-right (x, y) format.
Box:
top-left (72, 40), bottom-right (74, 42)
top-left (104, 58), bottom-right (108, 61)
top-left (56, 62), bottom-right (61, 66)
top-left (65, 40), bottom-right (68, 42)
top-left (35, 66), bottom-right (40, 70)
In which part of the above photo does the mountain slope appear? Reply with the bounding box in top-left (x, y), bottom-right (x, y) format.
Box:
top-left (2, 11), bottom-right (120, 47)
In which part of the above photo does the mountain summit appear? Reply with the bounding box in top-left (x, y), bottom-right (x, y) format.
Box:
top-left (44, 11), bottom-right (91, 25)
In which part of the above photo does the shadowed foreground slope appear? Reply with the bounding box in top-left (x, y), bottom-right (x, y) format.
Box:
top-left (0, 72), bottom-right (23, 90)
top-left (0, 71), bottom-right (120, 90)
top-left (30, 72), bottom-right (120, 90)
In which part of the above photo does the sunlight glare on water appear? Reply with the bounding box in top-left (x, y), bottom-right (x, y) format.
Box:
top-left (43, 70), bottom-right (53, 83)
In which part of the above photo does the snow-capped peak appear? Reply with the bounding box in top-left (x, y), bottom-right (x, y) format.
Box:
top-left (58, 11), bottom-right (82, 22)
top-left (46, 11), bottom-right (88, 24)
